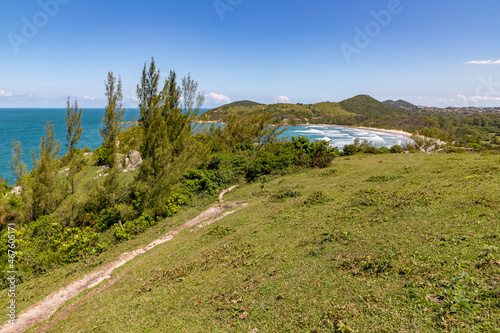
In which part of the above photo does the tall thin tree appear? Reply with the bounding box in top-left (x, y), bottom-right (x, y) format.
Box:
top-left (65, 97), bottom-right (82, 194)
top-left (100, 72), bottom-right (125, 207)
top-left (9, 139), bottom-right (27, 185)
top-left (29, 121), bottom-right (64, 220)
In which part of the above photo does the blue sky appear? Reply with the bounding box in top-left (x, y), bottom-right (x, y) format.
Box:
top-left (1, 0), bottom-right (500, 108)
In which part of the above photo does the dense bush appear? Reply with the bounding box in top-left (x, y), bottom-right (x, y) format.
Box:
top-left (182, 169), bottom-right (226, 196)
top-left (246, 136), bottom-right (338, 180)
top-left (94, 147), bottom-right (110, 166)
top-left (113, 213), bottom-right (155, 242)
top-left (390, 145), bottom-right (404, 153)
top-left (165, 194), bottom-right (189, 217)
top-left (2, 216), bottom-right (106, 277)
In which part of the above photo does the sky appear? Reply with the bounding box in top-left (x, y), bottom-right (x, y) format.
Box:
top-left (1, 0), bottom-right (500, 108)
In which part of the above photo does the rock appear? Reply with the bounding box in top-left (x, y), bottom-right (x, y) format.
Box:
top-left (9, 186), bottom-right (22, 196)
top-left (124, 150), bottom-right (142, 171)
top-left (83, 152), bottom-right (93, 157)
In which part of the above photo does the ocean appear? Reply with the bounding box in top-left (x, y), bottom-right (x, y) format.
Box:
top-left (0, 108), bottom-right (411, 184)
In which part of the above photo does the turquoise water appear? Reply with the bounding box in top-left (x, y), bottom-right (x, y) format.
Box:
top-left (0, 109), bottom-right (411, 184)
top-left (281, 125), bottom-right (412, 149)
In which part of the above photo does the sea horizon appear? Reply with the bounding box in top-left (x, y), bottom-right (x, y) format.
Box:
top-left (0, 108), bottom-right (411, 184)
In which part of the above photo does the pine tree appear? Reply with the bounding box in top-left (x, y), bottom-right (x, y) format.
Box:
top-left (9, 139), bottom-right (27, 185)
top-left (65, 97), bottom-right (82, 194)
top-left (100, 72), bottom-right (125, 207)
top-left (136, 60), bottom-right (205, 214)
top-left (29, 121), bottom-right (64, 220)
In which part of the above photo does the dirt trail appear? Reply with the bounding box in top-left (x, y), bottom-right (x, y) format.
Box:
top-left (0, 186), bottom-right (245, 333)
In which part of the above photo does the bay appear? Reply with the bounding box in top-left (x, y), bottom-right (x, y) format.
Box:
top-left (0, 109), bottom-right (411, 184)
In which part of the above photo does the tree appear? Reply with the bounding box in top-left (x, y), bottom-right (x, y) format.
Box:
top-left (136, 60), bottom-right (205, 214)
top-left (65, 97), bottom-right (83, 194)
top-left (100, 72), bottom-right (125, 207)
top-left (28, 121), bottom-right (64, 221)
top-left (100, 72), bottom-right (125, 154)
top-left (9, 139), bottom-right (27, 185)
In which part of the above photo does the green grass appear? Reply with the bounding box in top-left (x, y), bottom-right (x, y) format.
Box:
top-left (14, 153), bottom-right (500, 332)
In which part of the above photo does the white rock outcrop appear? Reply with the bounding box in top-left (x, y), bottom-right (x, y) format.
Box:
top-left (124, 150), bottom-right (142, 171)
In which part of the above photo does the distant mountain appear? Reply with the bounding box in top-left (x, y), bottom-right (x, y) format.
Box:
top-left (200, 96), bottom-right (500, 126)
top-left (383, 99), bottom-right (419, 111)
top-left (383, 99), bottom-right (500, 115)
top-left (225, 100), bottom-right (263, 107)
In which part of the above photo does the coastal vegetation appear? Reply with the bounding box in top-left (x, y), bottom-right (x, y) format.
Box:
top-left (203, 95), bottom-right (500, 152)
top-left (0, 60), bottom-right (499, 331)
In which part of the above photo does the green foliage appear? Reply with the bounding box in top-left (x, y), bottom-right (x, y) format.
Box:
top-left (96, 205), bottom-right (122, 231)
top-left (246, 136), bottom-right (338, 180)
top-left (26, 121), bottom-right (65, 221)
top-left (94, 147), bottom-right (109, 166)
top-left (101, 72), bottom-right (125, 207)
top-left (303, 190), bottom-right (329, 206)
top-left (342, 144), bottom-right (363, 156)
top-left (390, 144), bottom-right (404, 153)
top-left (9, 139), bottom-right (27, 185)
top-left (9, 216), bottom-right (105, 277)
top-left (136, 59), bottom-right (205, 215)
top-left (269, 186), bottom-right (302, 202)
top-left (206, 225), bottom-right (233, 238)
top-left (113, 213), bottom-right (156, 242)
top-left (435, 272), bottom-right (482, 315)
top-left (182, 169), bottom-right (225, 196)
top-left (209, 111), bottom-right (285, 150)
top-left (164, 194), bottom-right (189, 217)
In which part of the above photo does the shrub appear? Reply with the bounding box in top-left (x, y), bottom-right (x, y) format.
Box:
top-left (165, 194), bottom-right (189, 217)
top-left (13, 216), bottom-right (106, 275)
top-left (342, 144), bottom-right (363, 156)
top-left (207, 225), bottom-right (233, 238)
top-left (390, 145), bottom-right (404, 153)
top-left (303, 190), bottom-right (329, 206)
top-left (96, 205), bottom-right (122, 231)
top-left (183, 169), bottom-right (225, 196)
top-left (377, 147), bottom-right (390, 154)
top-left (270, 186), bottom-right (302, 202)
top-left (113, 213), bottom-right (155, 242)
top-left (94, 147), bottom-right (109, 166)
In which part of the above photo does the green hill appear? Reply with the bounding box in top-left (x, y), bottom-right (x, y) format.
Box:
top-left (202, 96), bottom-right (410, 125)
top-left (225, 100), bottom-right (264, 107)
top-left (340, 95), bottom-right (404, 117)
top-left (202, 100), bottom-right (356, 125)
top-left (13, 153), bottom-right (500, 332)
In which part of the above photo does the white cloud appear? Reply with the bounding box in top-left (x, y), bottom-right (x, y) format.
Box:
top-left (464, 60), bottom-right (500, 65)
top-left (457, 94), bottom-right (500, 102)
top-left (0, 90), bottom-right (13, 97)
top-left (83, 95), bottom-right (97, 100)
top-left (274, 96), bottom-right (291, 103)
top-left (206, 92), bottom-right (231, 104)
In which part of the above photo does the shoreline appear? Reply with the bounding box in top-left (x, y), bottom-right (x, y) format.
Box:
top-left (307, 124), bottom-right (414, 139)
top-left (193, 120), bottom-right (414, 139)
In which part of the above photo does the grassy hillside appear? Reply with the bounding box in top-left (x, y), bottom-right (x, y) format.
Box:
top-left (202, 101), bottom-right (356, 125)
top-left (19, 152), bottom-right (500, 332)
top-left (340, 95), bottom-right (405, 118)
